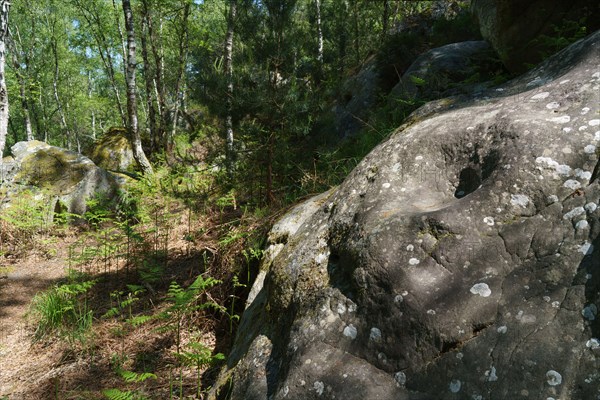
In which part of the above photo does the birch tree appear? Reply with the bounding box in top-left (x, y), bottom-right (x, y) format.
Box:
top-left (0, 0), bottom-right (10, 161)
top-left (123, 0), bottom-right (153, 175)
top-left (224, 0), bottom-right (236, 177)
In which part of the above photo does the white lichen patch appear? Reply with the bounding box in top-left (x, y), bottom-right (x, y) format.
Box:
top-left (555, 164), bottom-right (572, 176)
top-left (406, 244), bottom-right (414, 251)
top-left (426, 309), bottom-right (436, 315)
top-left (576, 220), bottom-right (589, 230)
top-left (470, 283), bottom-right (492, 297)
top-left (547, 195), bottom-right (559, 204)
top-left (369, 327), bottom-right (382, 342)
top-left (595, 131), bottom-right (600, 141)
top-left (563, 127), bottom-right (572, 133)
top-left (485, 366), bottom-right (498, 382)
top-left (314, 252), bottom-right (329, 264)
top-left (337, 302), bottom-right (347, 315)
top-left (394, 371), bottom-right (407, 386)
top-left (579, 241), bottom-right (594, 255)
top-left (483, 216), bottom-right (495, 226)
top-left (531, 91), bottom-right (550, 100)
top-left (313, 381), bottom-right (325, 395)
top-left (382, 182), bottom-right (391, 189)
top-left (563, 179), bottom-right (581, 190)
top-left (552, 301), bottom-right (560, 308)
top-left (408, 258), bottom-right (420, 265)
top-left (575, 169), bottom-right (592, 180)
top-left (581, 107), bottom-right (591, 114)
top-left (589, 119), bottom-right (600, 126)
top-left (563, 207), bottom-right (585, 220)
top-left (394, 294), bottom-right (404, 304)
top-left (343, 324), bottom-right (357, 339)
top-left (582, 304), bottom-right (598, 321)
top-left (585, 144), bottom-right (597, 154)
top-left (510, 194), bottom-right (530, 208)
top-left (546, 370), bottom-right (562, 386)
top-left (497, 325), bottom-right (508, 334)
top-left (415, 155), bottom-right (423, 161)
top-left (546, 102), bottom-right (560, 109)
top-left (586, 338), bottom-right (600, 349)
top-left (548, 115), bottom-right (571, 124)
top-left (449, 379), bottom-right (462, 393)
top-left (585, 202), bottom-right (598, 213)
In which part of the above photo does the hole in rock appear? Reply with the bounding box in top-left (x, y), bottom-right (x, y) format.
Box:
top-left (454, 167), bottom-right (481, 198)
top-left (327, 253), bottom-right (356, 301)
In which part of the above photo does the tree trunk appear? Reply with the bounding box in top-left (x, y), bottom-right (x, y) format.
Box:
top-left (123, 0), bottom-right (153, 175)
top-left (382, 0), bottom-right (389, 38)
top-left (50, 40), bottom-right (71, 149)
top-left (225, 0), bottom-right (237, 177)
top-left (0, 0), bottom-right (10, 163)
top-left (169, 0), bottom-right (191, 155)
top-left (315, 0), bottom-right (323, 64)
top-left (8, 25), bottom-right (33, 141)
top-left (140, 6), bottom-right (157, 152)
top-left (142, 0), bottom-right (167, 150)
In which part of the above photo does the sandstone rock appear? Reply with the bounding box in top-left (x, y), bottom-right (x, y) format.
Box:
top-left (390, 40), bottom-right (499, 102)
top-left (212, 31), bottom-right (600, 400)
top-left (88, 127), bottom-right (134, 172)
top-left (1, 141), bottom-right (121, 216)
top-left (472, 0), bottom-right (600, 73)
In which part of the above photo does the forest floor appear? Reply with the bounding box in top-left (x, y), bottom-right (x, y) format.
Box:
top-left (0, 239), bottom-right (73, 398)
top-left (0, 206), bottom-right (238, 399)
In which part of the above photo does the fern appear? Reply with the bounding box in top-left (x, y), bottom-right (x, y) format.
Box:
top-left (117, 369), bottom-right (157, 383)
top-left (102, 388), bottom-right (137, 400)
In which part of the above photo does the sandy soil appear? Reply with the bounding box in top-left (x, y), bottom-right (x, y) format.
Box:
top-left (0, 238), bottom-right (75, 398)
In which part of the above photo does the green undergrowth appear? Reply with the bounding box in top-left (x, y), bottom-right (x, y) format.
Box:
top-left (2, 152), bottom-right (272, 397)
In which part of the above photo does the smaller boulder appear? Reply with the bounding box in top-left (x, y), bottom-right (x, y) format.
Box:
top-left (390, 40), bottom-right (501, 102)
top-left (89, 127), bottom-right (135, 173)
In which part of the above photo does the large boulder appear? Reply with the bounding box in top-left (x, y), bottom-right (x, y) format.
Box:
top-left (472, 0), bottom-right (600, 73)
top-left (1, 140), bottom-right (121, 216)
top-left (390, 40), bottom-right (500, 102)
top-left (212, 31), bottom-right (600, 400)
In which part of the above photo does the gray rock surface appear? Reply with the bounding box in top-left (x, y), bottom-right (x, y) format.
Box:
top-left (472, 0), bottom-right (599, 73)
top-left (334, 60), bottom-right (380, 138)
top-left (213, 31), bottom-right (600, 400)
top-left (391, 41), bottom-right (498, 101)
top-left (1, 140), bottom-right (121, 216)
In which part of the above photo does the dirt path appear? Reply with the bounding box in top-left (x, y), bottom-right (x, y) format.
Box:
top-left (0, 241), bottom-right (72, 398)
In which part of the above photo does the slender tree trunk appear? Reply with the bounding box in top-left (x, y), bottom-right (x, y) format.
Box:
top-left (382, 0), bottom-right (389, 38)
top-left (51, 40), bottom-right (71, 149)
top-left (9, 41), bottom-right (33, 141)
top-left (74, 1), bottom-right (126, 125)
top-left (143, 0), bottom-right (166, 149)
top-left (169, 0), bottom-right (191, 155)
top-left (88, 71), bottom-right (96, 140)
top-left (0, 0), bottom-right (10, 162)
top-left (8, 25), bottom-right (33, 141)
top-left (123, 0), bottom-right (153, 175)
top-left (140, 7), bottom-right (157, 152)
top-left (225, 0), bottom-right (236, 177)
top-left (315, 0), bottom-right (323, 64)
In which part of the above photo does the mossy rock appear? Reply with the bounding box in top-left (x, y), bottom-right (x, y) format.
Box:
top-left (5, 141), bottom-right (121, 216)
top-left (16, 147), bottom-right (91, 194)
top-left (89, 127), bottom-right (135, 172)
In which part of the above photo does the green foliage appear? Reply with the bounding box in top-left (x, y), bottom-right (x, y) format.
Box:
top-left (29, 274), bottom-right (96, 344)
top-left (534, 19), bottom-right (589, 59)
